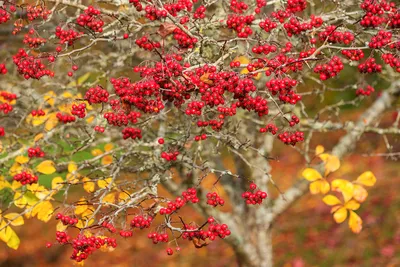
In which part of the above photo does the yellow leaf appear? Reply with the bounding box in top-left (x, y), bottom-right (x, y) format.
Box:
top-left (355, 171), bottom-right (376, 187)
top-left (117, 191), bottom-right (130, 204)
top-left (315, 145), bottom-right (325, 155)
top-left (6, 227), bottom-right (20, 250)
top-left (82, 177), bottom-right (95, 193)
top-left (333, 207), bottom-right (348, 223)
top-left (348, 211), bottom-right (362, 234)
top-left (309, 180), bottom-right (321, 194)
top-left (302, 168), bottom-right (322, 181)
top-left (68, 162), bottom-right (78, 173)
top-left (102, 193), bottom-right (115, 204)
top-left (101, 155), bottom-right (113, 165)
top-left (4, 213), bottom-right (24, 226)
top-left (0, 178), bottom-right (11, 190)
top-left (62, 92), bottom-right (74, 99)
top-left (319, 154), bottom-right (340, 175)
top-left (11, 180), bottom-right (22, 190)
top-left (104, 143), bottom-right (114, 152)
top-left (75, 198), bottom-right (89, 215)
top-left (15, 155), bottom-right (29, 164)
top-left (13, 192), bottom-right (28, 209)
top-left (45, 112), bottom-right (59, 131)
top-left (97, 177), bottom-right (112, 189)
top-left (26, 111), bottom-right (50, 126)
top-left (320, 180), bottom-right (330, 194)
top-left (234, 56), bottom-right (250, 65)
top-left (0, 140), bottom-right (3, 153)
top-left (67, 72), bottom-right (91, 87)
top-left (51, 177), bottom-right (64, 190)
top-left (36, 160), bottom-right (56, 174)
top-left (345, 200), bottom-right (360, 211)
top-left (56, 221), bottom-right (68, 232)
top-left (322, 195), bottom-right (342, 206)
top-left (331, 179), bottom-right (354, 203)
top-left (66, 173), bottom-right (80, 184)
top-left (34, 133), bottom-right (44, 142)
top-left (0, 221), bottom-right (12, 242)
top-left (32, 201), bottom-right (53, 222)
top-left (9, 162), bottom-right (23, 176)
top-left (86, 116), bottom-right (95, 124)
top-left (44, 91), bottom-right (56, 107)
top-left (91, 149), bottom-right (103, 156)
top-left (353, 184), bottom-right (368, 203)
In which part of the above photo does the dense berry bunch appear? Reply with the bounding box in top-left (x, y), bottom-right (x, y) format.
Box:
top-left (12, 49), bottom-right (54, 79)
top-left (0, 8), bottom-right (11, 24)
top-left (341, 49), bottom-right (365, 61)
top-left (144, 5), bottom-right (167, 21)
top-left (76, 6), bottom-right (104, 33)
top-left (356, 85), bottom-right (375, 96)
top-left (13, 172), bottom-right (38, 185)
top-left (313, 56), bottom-right (344, 80)
top-left (160, 188), bottom-right (198, 214)
top-left (71, 103), bottom-right (87, 118)
top-left (0, 91), bottom-right (17, 101)
top-left (147, 232), bottom-right (169, 244)
top-left (130, 215), bottom-right (153, 229)
top-left (28, 147), bottom-right (45, 158)
top-left (173, 28), bottom-right (198, 48)
top-left (85, 86), bottom-right (109, 104)
top-left (181, 219), bottom-right (231, 242)
top-left (101, 222), bottom-right (117, 233)
top-left (318, 26), bottom-right (354, 44)
top-left (360, 0), bottom-right (396, 28)
top-left (226, 15), bottom-right (254, 37)
top-left (119, 230), bottom-right (133, 238)
top-left (284, 17), bottom-right (313, 36)
top-left (121, 127), bottom-right (142, 139)
top-left (55, 26), bottom-right (83, 45)
top-left (389, 12), bottom-right (400, 28)
top-left (259, 18), bottom-right (277, 33)
top-left (56, 112), bottom-right (76, 123)
top-left (369, 31), bottom-right (392, 48)
top-left (135, 36), bottom-right (161, 51)
top-left (31, 109), bottom-right (46, 116)
top-left (229, 0), bottom-right (248, 13)
top-left (56, 213), bottom-right (78, 226)
top-left (0, 127), bottom-right (4, 137)
top-left (271, 9), bottom-right (291, 23)
top-left (103, 111), bottom-right (141, 126)
top-left (26, 5), bottom-right (51, 21)
top-left (206, 192), bottom-right (225, 207)
top-left (286, 0), bottom-right (307, 13)
top-left (0, 103), bottom-right (13, 114)
top-left (358, 58), bottom-right (382, 73)
top-left (251, 44), bottom-right (277, 55)
top-left (129, 0), bottom-right (143, 12)
top-left (241, 183), bottom-right (268, 205)
top-left (255, 0), bottom-right (267, 13)
top-left (381, 53), bottom-right (400, 73)
top-left (289, 115), bottom-right (300, 127)
top-left (161, 151), bottom-right (179, 161)
top-left (194, 5), bottom-right (206, 19)
top-left (23, 30), bottom-right (47, 48)
top-left (278, 131), bottom-right (304, 145)
top-left (266, 78), bottom-right (301, 104)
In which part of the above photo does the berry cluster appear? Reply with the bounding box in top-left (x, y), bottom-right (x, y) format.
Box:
top-left (26, 5), bottom-right (51, 21)
top-left (161, 151), bottom-right (179, 161)
top-left (13, 172), bottom-right (38, 185)
top-left (119, 230), bottom-right (133, 238)
top-left (135, 36), bottom-right (161, 51)
top-left (284, 17), bottom-right (313, 37)
top-left (23, 30), bottom-right (47, 48)
top-left (255, 0), bottom-right (267, 13)
top-left (286, 0), bottom-right (307, 13)
top-left (194, 133), bottom-right (207, 142)
top-left (85, 86), bottom-right (109, 104)
top-left (318, 26), bottom-right (354, 44)
top-left (358, 58), bottom-right (382, 73)
top-left (0, 8), bottom-right (11, 24)
top-left (360, 0), bottom-right (396, 28)
top-left (369, 31), bottom-right (392, 48)
top-left (71, 103), bottom-right (86, 118)
top-left (289, 115), bottom-right (300, 127)
top-left (76, 6), bottom-right (104, 33)
top-left (121, 127), bottom-right (142, 139)
top-left (55, 26), bottom-right (83, 46)
top-left (173, 28), bottom-right (198, 48)
top-left (28, 147), bottom-right (45, 158)
top-left (56, 112), bottom-right (76, 123)
top-left (241, 183), bottom-right (268, 205)
top-left (0, 103), bottom-right (13, 114)
top-left (266, 78), bottom-right (301, 104)
top-left (31, 109), bottom-right (46, 116)
top-left (382, 53), bottom-right (400, 73)
top-left (226, 15), bottom-right (254, 37)
top-left (356, 85), bottom-right (375, 96)
top-left (101, 221), bottom-right (117, 233)
top-left (56, 213), bottom-right (78, 225)
top-left (0, 91), bottom-right (17, 101)
top-left (259, 124), bottom-right (278, 135)
top-left (278, 131), bottom-right (304, 145)
top-left (13, 49), bottom-right (54, 80)
top-left (143, 6), bottom-right (167, 21)
top-left (229, 0), bottom-right (248, 13)
top-left (259, 18), bottom-right (277, 33)
top-left (313, 56), bottom-right (344, 80)
top-left (0, 127), bottom-right (4, 137)
top-left (185, 101), bottom-right (204, 115)
top-left (159, 188), bottom-right (198, 215)
top-left (206, 192), bottom-right (225, 207)
top-left (341, 49), bottom-right (365, 61)
top-left (147, 232), bottom-right (169, 244)
top-left (0, 63), bottom-right (7, 74)
top-left (94, 125), bottom-right (105, 133)
top-left (130, 215), bottom-right (153, 229)
top-left (251, 44), bottom-right (277, 55)
top-left (193, 5), bottom-right (206, 19)
top-left (182, 219), bottom-right (231, 241)
top-left (104, 111), bottom-right (141, 127)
